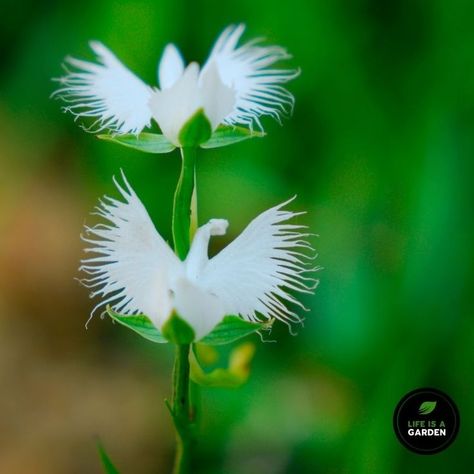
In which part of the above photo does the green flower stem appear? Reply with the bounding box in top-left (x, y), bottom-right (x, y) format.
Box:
top-left (172, 343), bottom-right (193, 474)
top-left (172, 147), bottom-right (197, 261)
top-left (171, 146), bottom-right (197, 474)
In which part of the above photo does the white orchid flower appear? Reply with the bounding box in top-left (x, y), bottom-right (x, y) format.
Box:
top-left (80, 173), bottom-right (318, 340)
top-left (53, 24), bottom-right (299, 146)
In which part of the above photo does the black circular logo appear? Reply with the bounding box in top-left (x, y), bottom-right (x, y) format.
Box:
top-left (393, 388), bottom-right (459, 454)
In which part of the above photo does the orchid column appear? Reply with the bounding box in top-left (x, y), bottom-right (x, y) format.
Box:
top-left (54, 24), bottom-right (317, 474)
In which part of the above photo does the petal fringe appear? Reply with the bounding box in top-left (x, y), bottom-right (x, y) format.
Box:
top-left (198, 196), bottom-right (318, 330)
top-left (79, 171), bottom-right (180, 326)
top-left (53, 42), bottom-right (153, 134)
top-left (204, 24), bottom-right (300, 129)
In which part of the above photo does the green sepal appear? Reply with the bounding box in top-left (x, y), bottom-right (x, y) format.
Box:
top-left (200, 315), bottom-right (273, 345)
top-left (97, 132), bottom-right (176, 154)
top-left (105, 306), bottom-right (167, 343)
top-left (190, 342), bottom-right (256, 388)
top-left (201, 125), bottom-right (265, 149)
top-left (97, 441), bottom-right (120, 474)
top-left (162, 313), bottom-right (196, 344)
top-left (178, 108), bottom-right (212, 147)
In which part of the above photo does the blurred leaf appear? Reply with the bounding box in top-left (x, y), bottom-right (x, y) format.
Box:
top-left (190, 342), bottom-right (256, 388)
top-left (194, 343), bottom-right (219, 365)
top-left (200, 125), bottom-right (265, 149)
top-left (106, 307), bottom-right (167, 343)
top-left (97, 442), bottom-right (120, 474)
top-left (418, 401), bottom-right (437, 415)
top-left (162, 313), bottom-right (196, 344)
top-left (200, 315), bottom-right (273, 345)
top-left (178, 108), bottom-right (212, 147)
top-left (97, 133), bottom-right (176, 153)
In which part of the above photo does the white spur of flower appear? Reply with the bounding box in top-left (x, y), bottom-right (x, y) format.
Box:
top-left (79, 173), bottom-right (318, 339)
top-left (52, 24), bottom-right (299, 146)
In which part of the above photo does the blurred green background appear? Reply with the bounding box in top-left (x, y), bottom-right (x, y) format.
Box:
top-left (1, 0), bottom-right (473, 472)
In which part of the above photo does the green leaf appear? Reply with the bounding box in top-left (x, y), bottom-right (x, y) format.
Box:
top-left (178, 108), bottom-right (212, 147)
top-left (190, 342), bottom-right (256, 388)
top-left (97, 132), bottom-right (176, 154)
top-left (200, 315), bottom-right (273, 345)
top-left (97, 442), bottom-right (120, 474)
top-left (201, 125), bottom-right (265, 149)
top-left (162, 313), bottom-right (195, 344)
top-left (418, 401), bottom-right (437, 415)
top-left (106, 307), bottom-right (167, 343)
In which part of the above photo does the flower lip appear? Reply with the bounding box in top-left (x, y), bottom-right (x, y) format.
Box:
top-left (53, 41), bottom-right (153, 135)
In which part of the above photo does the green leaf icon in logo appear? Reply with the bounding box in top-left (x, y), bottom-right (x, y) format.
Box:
top-left (418, 401), bottom-right (437, 415)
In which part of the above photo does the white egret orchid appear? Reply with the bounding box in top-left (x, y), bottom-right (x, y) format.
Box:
top-left (53, 24), bottom-right (299, 146)
top-left (81, 173), bottom-right (317, 340)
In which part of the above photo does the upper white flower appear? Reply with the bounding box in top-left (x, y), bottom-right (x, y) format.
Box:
top-left (53, 24), bottom-right (299, 146)
top-left (80, 173), bottom-right (318, 339)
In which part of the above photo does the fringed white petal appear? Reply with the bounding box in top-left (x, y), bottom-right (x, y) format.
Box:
top-left (53, 42), bottom-right (153, 134)
top-left (197, 197), bottom-right (318, 330)
top-left (80, 171), bottom-right (181, 328)
top-left (203, 24), bottom-right (299, 129)
top-left (158, 44), bottom-right (185, 89)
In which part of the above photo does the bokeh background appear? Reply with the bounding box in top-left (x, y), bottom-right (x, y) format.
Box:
top-left (1, 0), bottom-right (473, 472)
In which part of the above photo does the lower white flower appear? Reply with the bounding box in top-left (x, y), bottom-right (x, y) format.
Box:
top-left (53, 24), bottom-right (299, 146)
top-left (80, 173), bottom-right (318, 339)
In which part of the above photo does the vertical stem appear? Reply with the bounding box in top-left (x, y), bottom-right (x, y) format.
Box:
top-left (172, 343), bottom-right (192, 474)
top-left (171, 146), bottom-right (196, 474)
top-left (172, 147), bottom-right (197, 261)
top-left (189, 170), bottom-right (198, 240)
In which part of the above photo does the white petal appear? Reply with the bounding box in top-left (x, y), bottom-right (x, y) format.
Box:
top-left (158, 43), bottom-right (185, 89)
top-left (203, 24), bottom-right (299, 129)
top-left (53, 41), bottom-right (153, 134)
top-left (149, 62), bottom-right (201, 146)
top-left (185, 218), bottom-right (229, 281)
top-left (199, 61), bottom-right (236, 129)
top-left (197, 198), bottom-right (318, 328)
top-left (80, 171), bottom-right (182, 328)
top-left (172, 277), bottom-right (225, 340)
